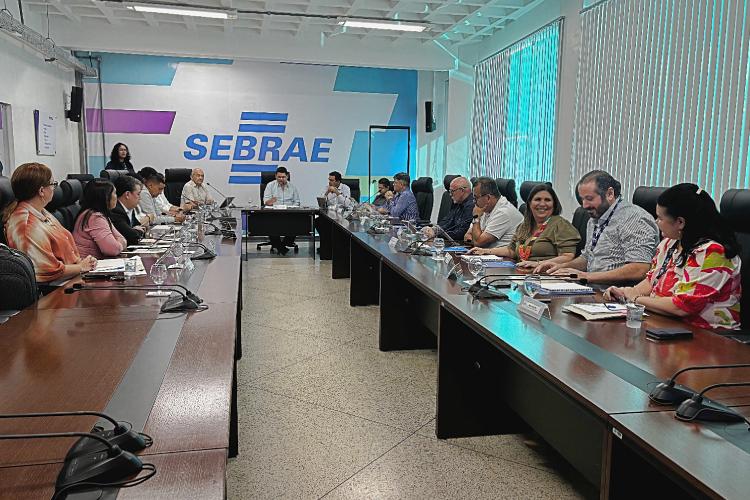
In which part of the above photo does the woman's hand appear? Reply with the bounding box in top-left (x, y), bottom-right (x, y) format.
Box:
top-left (603, 286), bottom-right (628, 302)
top-left (467, 247), bottom-right (490, 255)
top-left (516, 260), bottom-right (537, 269)
top-left (80, 255), bottom-right (97, 272)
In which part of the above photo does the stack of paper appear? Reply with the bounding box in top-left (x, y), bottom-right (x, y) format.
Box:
top-left (563, 303), bottom-right (626, 320)
top-left (461, 254), bottom-right (504, 262)
top-left (538, 282), bottom-right (594, 295)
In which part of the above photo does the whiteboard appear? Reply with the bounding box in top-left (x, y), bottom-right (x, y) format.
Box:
top-left (34, 110), bottom-right (56, 156)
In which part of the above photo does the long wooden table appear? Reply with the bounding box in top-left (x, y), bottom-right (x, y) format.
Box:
top-left (318, 210), bottom-right (750, 499)
top-left (0, 217), bottom-right (243, 498)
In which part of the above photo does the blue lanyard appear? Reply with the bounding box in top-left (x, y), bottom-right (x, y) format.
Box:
top-left (589, 198), bottom-right (621, 251)
top-left (651, 240), bottom-right (679, 286)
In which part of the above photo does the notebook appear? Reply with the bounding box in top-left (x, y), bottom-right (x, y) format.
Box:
top-left (563, 303), bottom-right (626, 320)
top-left (538, 282), bottom-right (595, 295)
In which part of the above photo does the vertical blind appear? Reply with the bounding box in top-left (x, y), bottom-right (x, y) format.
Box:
top-left (571, 0), bottom-right (750, 200)
top-left (470, 19), bottom-right (562, 183)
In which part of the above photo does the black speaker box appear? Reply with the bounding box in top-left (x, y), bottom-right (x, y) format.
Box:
top-left (67, 86), bottom-right (83, 122)
top-left (425, 101), bottom-right (436, 133)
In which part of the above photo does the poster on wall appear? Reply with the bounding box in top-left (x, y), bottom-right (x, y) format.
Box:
top-left (33, 110), bottom-right (56, 156)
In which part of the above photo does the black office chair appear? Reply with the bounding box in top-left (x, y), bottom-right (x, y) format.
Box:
top-left (720, 189), bottom-right (750, 331)
top-left (411, 177), bottom-right (434, 223)
top-left (632, 186), bottom-right (667, 219)
top-left (257, 170), bottom-right (298, 253)
top-left (99, 169), bottom-right (128, 184)
top-left (437, 175), bottom-right (460, 222)
top-left (341, 178), bottom-right (360, 203)
top-left (495, 178), bottom-right (518, 207)
top-left (66, 173), bottom-right (94, 190)
top-left (571, 207), bottom-right (591, 257)
top-left (44, 184), bottom-right (67, 227)
top-left (164, 168), bottom-right (192, 206)
top-left (0, 176), bottom-right (14, 244)
top-left (518, 181), bottom-right (552, 214)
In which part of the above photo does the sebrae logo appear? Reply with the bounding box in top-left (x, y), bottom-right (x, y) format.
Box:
top-left (183, 112), bottom-right (333, 184)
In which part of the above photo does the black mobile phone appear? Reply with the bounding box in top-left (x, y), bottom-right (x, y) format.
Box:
top-left (645, 327), bottom-right (693, 340)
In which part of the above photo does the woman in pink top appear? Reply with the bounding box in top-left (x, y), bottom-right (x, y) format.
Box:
top-left (73, 179), bottom-right (127, 259)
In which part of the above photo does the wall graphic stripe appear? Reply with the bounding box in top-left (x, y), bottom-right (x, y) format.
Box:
top-left (469, 19), bottom-right (562, 187)
top-left (85, 109), bottom-right (176, 134)
top-left (572, 0), bottom-right (750, 200)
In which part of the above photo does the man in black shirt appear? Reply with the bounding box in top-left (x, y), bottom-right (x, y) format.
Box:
top-left (425, 176), bottom-right (474, 242)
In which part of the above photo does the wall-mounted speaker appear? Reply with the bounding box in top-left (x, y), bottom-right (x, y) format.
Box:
top-left (67, 86), bottom-right (83, 122)
top-left (425, 101), bottom-right (436, 133)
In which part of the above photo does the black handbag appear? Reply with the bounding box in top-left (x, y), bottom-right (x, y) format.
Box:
top-left (0, 243), bottom-right (39, 310)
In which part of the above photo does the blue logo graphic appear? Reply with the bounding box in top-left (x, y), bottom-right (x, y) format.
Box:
top-left (183, 111), bottom-right (333, 185)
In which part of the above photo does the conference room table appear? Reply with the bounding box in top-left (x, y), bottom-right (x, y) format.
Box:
top-left (317, 209), bottom-right (750, 499)
top-left (241, 206), bottom-right (318, 258)
top-left (0, 215), bottom-right (243, 499)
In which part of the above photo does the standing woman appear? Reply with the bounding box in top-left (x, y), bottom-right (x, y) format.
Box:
top-left (4, 162), bottom-right (97, 282)
top-left (604, 183), bottom-right (741, 330)
top-left (73, 179), bottom-right (128, 259)
top-left (105, 143), bottom-right (135, 174)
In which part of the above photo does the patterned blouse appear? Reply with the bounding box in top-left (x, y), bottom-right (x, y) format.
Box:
top-left (5, 201), bottom-right (81, 282)
top-left (647, 238), bottom-right (741, 330)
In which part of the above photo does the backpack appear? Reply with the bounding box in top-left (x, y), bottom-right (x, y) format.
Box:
top-left (0, 243), bottom-right (39, 310)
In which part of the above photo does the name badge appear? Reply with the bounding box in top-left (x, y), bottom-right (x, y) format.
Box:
top-left (518, 295), bottom-right (550, 320)
top-left (388, 237), bottom-right (398, 249)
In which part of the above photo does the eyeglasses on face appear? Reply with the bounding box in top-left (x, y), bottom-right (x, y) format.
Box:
top-left (449, 187), bottom-right (466, 194)
top-left (46, 181), bottom-right (59, 188)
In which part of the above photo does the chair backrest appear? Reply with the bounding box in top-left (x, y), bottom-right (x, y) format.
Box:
top-left (0, 176), bottom-right (14, 213)
top-left (518, 181), bottom-right (552, 214)
top-left (66, 173), bottom-right (94, 190)
top-left (60, 179), bottom-right (83, 205)
top-left (99, 169), bottom-right (128, 184)
top-left (411, 177), bottom-right (434, 221)
top-left (632, 186), bottom-right (667, 219)
top-left (720, 189), bottom-right (750, 328)
top-left (259, 171), bottom-right (291, 200)
top-left (45, 185), bottom-right (66, 212)
top-left (164, 168), bottom-right (192, 206)
top-left (495, 178), bottom-right (518, 207)
top-left (437, 175), bottom-right (461, 221)
top-left (341, 178), bottom-right (360, 202)
top-left (443, 174), bottom-right (460, 190)
top-left (571, 207), bottom-right (591, 257)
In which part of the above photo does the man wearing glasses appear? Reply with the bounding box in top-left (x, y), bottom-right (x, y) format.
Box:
top-left (423, 176), bottom-right (474, 241)
top-left (465, 176), bottom-right (523, 248)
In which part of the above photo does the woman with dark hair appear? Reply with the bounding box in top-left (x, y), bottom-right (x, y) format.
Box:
top-left (105, 143), bottom-right (135, 174)
top-left (468, 184), bottom-right (580, 266)
top-left (73, 179), bottom-right (127, 259)
top-left (605, 183), bottom-right (741, 330)
top-left (4, 162), bottom-right (97, 282)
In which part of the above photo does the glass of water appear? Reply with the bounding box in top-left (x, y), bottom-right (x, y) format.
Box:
top-left (468, 257), bottom-right (485, 283)
top-left (522, 275), bottom-right (542, 297)
top-left (626, 303), bottom-right (646, 329)
top-left (433, 237), bottom-right (445, 260)
top-left (150, 263), bottom-right (167, 285)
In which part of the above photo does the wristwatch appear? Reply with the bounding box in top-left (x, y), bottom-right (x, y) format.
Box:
top-left (472, 215), bottom-right (480, 223)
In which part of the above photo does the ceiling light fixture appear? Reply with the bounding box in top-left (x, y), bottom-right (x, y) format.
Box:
top-left (125, 3), bottom-right (237, 20)
top-left (339, 20), bottom-right (426, 32)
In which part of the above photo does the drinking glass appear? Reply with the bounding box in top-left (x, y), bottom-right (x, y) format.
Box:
top-left (468, 257), bottom-right (485, 283)
top-left (433, 237), bottom-right (445, 260)
top-left (626, 303), bottom-right (646, 329)
top-left (522, 275), bottom-right (542, 297)
top-left (150, 263), bottom-right (167, 285)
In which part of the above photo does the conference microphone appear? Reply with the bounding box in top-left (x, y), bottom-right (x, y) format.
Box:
top-left (0, 410), bottom-right (149, 458)
top-left (649, 363), bottom-right (750, 405)
top-left (206, 182), bottom-right (235, 207)
top-left (467, 276), bottom-right (512, 298)
top-left (183, 241), bottom-right (216, 260)
top-left (66, 284), bottom-right (205, 313)
top-left (431, 224), bottom-right (460, 247)
top-left (70, 281), bottom-right (203, 304)
top-left (674, 381), bottom-right (750, 425)
top-left (0, 431), bottom-right (144, 489)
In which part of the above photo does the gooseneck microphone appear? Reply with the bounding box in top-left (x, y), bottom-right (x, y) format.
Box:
top-left (65, 284), bottom-right (205, 313)
top-left (0, 410), bottom-right (149, 457)
top-left (649, 363), bottom-right (750, 405)
top-left (183, 241), bottom-right (216, 260)
top-left (675, 381), bottom-right (750, 425)
top-left (206, 182), bottom-right (234, 207)
top-left (432, 224), bottom-right (460, 247)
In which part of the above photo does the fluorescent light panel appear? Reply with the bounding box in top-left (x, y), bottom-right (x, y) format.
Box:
top-left (126, 4), bottom-right (237, 20)
top-left (340, 20), bottom-right (426, 32)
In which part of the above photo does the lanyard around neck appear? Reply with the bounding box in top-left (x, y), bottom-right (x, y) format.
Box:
top-left (589, 198), bottom-right (621, 252)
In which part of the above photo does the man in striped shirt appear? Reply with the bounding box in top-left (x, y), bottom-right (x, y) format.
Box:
top-left (536, 170), bottom-right (659, 285)
top-left (381, 172), bottom-right (419, 221)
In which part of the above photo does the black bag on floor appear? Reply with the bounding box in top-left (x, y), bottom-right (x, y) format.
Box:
top-left (0, 243), bottom-right (39, 310)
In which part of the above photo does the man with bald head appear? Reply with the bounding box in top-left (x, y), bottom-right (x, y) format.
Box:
top-left (181, 167), bottom-right (214, 209)
top-left (424, 176), bottom-right (475, 241)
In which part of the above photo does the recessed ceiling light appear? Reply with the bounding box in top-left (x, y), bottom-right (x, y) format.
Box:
top-left (125, 4), bottom-right (237, 20)
top-left (339, 20), bottom-right (427, 32)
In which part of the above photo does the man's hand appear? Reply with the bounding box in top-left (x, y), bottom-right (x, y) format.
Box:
top-left (551, 267), bottom-right (588, 279)
top-left (467, 247), bottom-right (491, 255)
top-left (327, 186), bottom-right (338, 194)
top-left (175, 213), bottom-right (186, 223)
top-left (472, 206), bottom-right (484, 217)
top-left (384, 190), bottom-right (394, 201)
top-left (533, 260), bottom-right (559, 274)
top-left (265, 197), bottom-right (277, 206)
top-left (422, 227), bottom-right (436, 239)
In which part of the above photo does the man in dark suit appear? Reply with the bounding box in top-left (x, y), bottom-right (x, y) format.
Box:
top-left (112, 175), bottom-right (149, 245)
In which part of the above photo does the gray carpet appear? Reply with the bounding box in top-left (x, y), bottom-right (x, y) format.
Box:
top-left (229, 254), bottom-right (593, 499)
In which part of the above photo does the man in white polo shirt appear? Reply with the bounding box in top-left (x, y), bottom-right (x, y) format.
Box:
top-left (465, 176), bottom-right (523, 248)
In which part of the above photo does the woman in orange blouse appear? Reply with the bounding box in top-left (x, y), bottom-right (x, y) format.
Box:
top-left (3, 163), bottom-right (97, 282)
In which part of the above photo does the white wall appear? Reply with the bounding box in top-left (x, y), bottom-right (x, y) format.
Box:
top-left (0, 32), bottom-right (82, 182)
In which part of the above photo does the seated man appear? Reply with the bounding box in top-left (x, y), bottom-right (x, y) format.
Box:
top-left (379, 172), bottom-right (419, 221)
top-left (465, 177), bottom-right (523, 248)
top-left (263, 166), bottom-right (300, 255)
top-left (322, 170), bottom-right (352, 208)
top-left (139, 166), bottom-right (186, 214)
top-left (181, 168), bottom-right (214, 207)
top-left (424, 176), bottom-right (474, 242)
top-left (111, 175), bottom-right (151, 246)
top-left (139, 172), bottom-right (186, 225)
top-left (372, 178), bottom-right (391, 207)
top-left (535, 170), bottom-right (659, 284)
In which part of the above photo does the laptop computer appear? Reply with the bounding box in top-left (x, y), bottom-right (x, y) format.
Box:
top-left (219, 196), bottom-right (235, 209)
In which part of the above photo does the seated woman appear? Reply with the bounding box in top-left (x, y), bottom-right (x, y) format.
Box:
top-left (105, 142), bottom-right (135, 174)
top-left (73, 179), bottom-right (128, 259)
top-left (468, 184), bottom-right (580, 267)
top-left (604, 183), bottom-right (741, 330)
top-left (4, 162), bottom-right (97, 282)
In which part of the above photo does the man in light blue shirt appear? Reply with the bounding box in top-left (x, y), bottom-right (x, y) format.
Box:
top-left (263, 166), bottom-right (300, 255)
top-left (380, 172), bottom-right (419, 221)
top-left (263, 166), bottom-right (300, 207)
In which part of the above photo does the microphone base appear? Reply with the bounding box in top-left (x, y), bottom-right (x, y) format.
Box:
top-left (65, 426), bottom-right (147, 459)
top-left (191, 249), bottom-right (216, 260)
top-left (675, 397), bottom-right (746, 423)
top-left (56, 448), bottom-right (143, 489)
top-left (160, 295), bottom-right (200, 313)
top-left (649, 382), bottom-right (696, 405)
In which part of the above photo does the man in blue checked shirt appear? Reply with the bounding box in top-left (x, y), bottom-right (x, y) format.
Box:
top-left (379, 172), bottom-right (419, 221)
